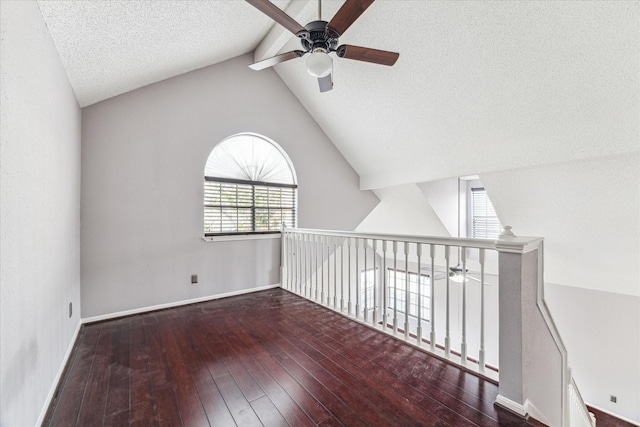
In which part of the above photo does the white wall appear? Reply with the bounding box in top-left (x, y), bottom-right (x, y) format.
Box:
top-left (480, 154), bottom-right (640, 422)
top-left (356, 184), bottom-right (448, 236)
top-left (0, 1), bottom-right (82, 425)
top-left (480, 154), bottom-right (639, 297)
top-left (546, 283), bottom-right (640, 423)
top-left (81, 53), bottom-right (378, 318)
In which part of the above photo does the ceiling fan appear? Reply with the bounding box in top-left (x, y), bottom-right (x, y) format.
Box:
top-left (245, 0), bottom-right (399, 92)
top-left (427, 267), bottom-right (494, 286)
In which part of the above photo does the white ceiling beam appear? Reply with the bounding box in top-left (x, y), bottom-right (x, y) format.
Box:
top-left (254, 0), bottom-right (317, 63)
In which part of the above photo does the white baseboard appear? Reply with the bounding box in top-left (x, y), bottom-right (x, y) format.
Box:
top-left (586, 403), bottom-right (640, 426)
top-left (524, 399), bottom-right (551, 426)
top-left (82, 284), bottom-right (281, 324)
top-left (36, 319), bottom-right (83, 427)
top-left (495, 395), bottom-right (527, 417)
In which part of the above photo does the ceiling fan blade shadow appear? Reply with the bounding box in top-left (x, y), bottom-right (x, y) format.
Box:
top-left (318, 74), bottom-right (333, 92)
top-left (246, 0), bottom-right (307, 36)
top-left (337, 44), bottom-right (399, 66)
top-left (327, 0), bottom-right (374, 36)
top-left (249, 50), bottom-right (306, 71)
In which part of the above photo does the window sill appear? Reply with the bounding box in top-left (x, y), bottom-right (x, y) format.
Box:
top-left (202, 233), bottom-right (282, 242)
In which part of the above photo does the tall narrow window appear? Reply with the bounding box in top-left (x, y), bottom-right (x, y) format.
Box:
top-left (204, 134), bottom-right (297, 236)
top-left (471, 188), bottom-right (501, 239)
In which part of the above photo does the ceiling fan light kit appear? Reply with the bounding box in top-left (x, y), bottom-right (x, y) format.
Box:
top-left (449, 263), bottom-right (468, 283)
top-left (306, 49), bottom-right (332, 77)
top-left (246, 0), bottom-right (399, 92)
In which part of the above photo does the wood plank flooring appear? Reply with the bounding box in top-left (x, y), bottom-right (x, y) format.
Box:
top-left (44, 288), bottom-right (538, 426)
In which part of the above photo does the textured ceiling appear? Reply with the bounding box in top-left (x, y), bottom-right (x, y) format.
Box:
top-left (37, 0), bottom-right (638, 189)
top-left (273, 1), bottom-right (639, 189)
top-left (37, 0), bottom-right (290, 107)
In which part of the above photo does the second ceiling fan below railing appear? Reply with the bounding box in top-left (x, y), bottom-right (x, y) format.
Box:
top-left (245, 0), bottom-right (400, 92)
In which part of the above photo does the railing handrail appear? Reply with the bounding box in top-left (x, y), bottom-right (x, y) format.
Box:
top-left (285, 227), bottom-right (542, 252)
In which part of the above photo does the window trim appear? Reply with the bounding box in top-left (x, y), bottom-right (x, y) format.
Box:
top-left (202, 233), bottom-right (282, 242)
top-left (203, 134), bottom-right (298, 238)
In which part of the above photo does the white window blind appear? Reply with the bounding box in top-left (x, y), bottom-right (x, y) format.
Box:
top-left (471, 188), bottom-right (502, 239)
top-left (204, 178), bottom-right (296, 235)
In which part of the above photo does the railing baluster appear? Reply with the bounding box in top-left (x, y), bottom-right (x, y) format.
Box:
top-left (326, 238), bottom-right (331, 306)
top-left (303, 234), bottom-right (308, 296)
top-left (404, 241), bottom-right (410, 340)
top-left (355, 238), bottom-right (360, 318)
top-left (299, 234), bottom-right (304, 295)
top-left (461, 247), bottom-right (467, 365)
top-left (479, 248), bottom-right (486, 373)
top-left (372, 239), bottom-right (378, 327)
top-left (294, 233), bottom-right (298, 292)
top-left (284, 232), bottom-right (289, 291)
top-left (290, 233), bottom-right (295, 292)
top-left (416, 242), bottom-right (422, 346)
top-left (348, 237), bottom-right (352, 315)
top-left (430, 244), bottom-right (436, 352)
top-left (308, 234), bottom-right (312, 299)
top-left (393, 241), bottom-right (398, 335)
top-left (333, 237), bottom-right (338, 308)
top-left (364, 239), bottom-right (368, 322)
top-left (382, 240), bottom-right (388, 331)
top-left (299, 233), bottom-right (303, 294)
top-left (445, 245), bottom-right (451, 357)
top-left (319, 236), bottom-right (325, 304)
top-left (314, 234), bottom-right (319, 302)
top-left (293, 233), bottom-right (298, 294)
top-left (340, 238), bottom-right (345, 311)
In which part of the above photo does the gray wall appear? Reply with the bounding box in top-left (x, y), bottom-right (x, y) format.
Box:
top-left (0, 1), bottom-right (82, 425)
top-left (81, 53), bottom-right (379, 318)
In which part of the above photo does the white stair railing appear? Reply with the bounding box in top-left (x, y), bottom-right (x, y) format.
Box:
top-left (568, 368), bottom-right (597, 427)
top-left (280, 226), bottom-right (595, 427)
top-left (282, 227), bottom-right (501, 380)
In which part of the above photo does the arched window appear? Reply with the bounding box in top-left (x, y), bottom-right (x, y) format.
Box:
top-left (204, 133), bottom-right (297, 236)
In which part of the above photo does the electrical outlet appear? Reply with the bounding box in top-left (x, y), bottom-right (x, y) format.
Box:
top-left (610, 395), bottom-right (617, 403)
top-left (69, 302), bottom-right (72, 318)
top-left (191, 274), bottom-right (198, 284)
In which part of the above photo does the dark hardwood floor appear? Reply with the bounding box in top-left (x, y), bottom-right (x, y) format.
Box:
top-left (44, 289), bottom-right (542, 426)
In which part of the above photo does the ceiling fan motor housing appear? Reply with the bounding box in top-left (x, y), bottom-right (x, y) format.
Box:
top-left (299, 20), bottom-right (339, 53)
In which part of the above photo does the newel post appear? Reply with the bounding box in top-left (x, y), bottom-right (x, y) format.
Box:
top-left (494, 226), bottom-right (544, 418)
top-left (280, 222), bottom-right (286, 290)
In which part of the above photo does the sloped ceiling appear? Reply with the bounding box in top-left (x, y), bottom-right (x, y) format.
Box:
top-left (36, 0), bottom-right (291, 107)
top-left (272, 1), bottom-right (639, 189)
top-left (37, 0), bottom-right (638, 189)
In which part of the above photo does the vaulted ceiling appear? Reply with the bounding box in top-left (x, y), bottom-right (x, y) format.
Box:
top-left (37, 0), bottom-right (638, 189)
